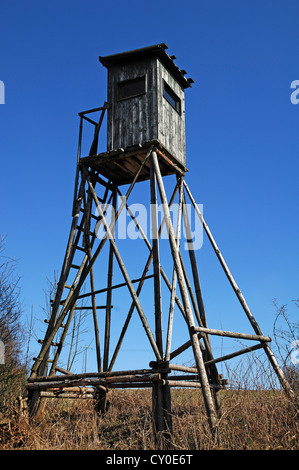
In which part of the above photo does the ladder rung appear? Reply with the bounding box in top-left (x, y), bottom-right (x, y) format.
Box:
top-left (86, 191), bottom-right (104, 204)
top-left (33, 357), bottom-right (53, 363)
top-left (80, 208), bottom-right (102, 217)
top-left (74, 306), bottom-right (113, 310)
top-left (76, 226), bottom-right (95, 236)
top-left (75, 246), bottom-right (86, 252)
top-left (71, 264), bottom-right (81, 270)
top-left (44, 319), bottom-right (66, 328)
top-left (38, 339), bottom-right (59, 347)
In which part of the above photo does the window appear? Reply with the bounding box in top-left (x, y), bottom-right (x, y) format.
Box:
top-left (163, 81), bottom-right (181, 114)
top-left (117, 76), bottom-right (146, 101)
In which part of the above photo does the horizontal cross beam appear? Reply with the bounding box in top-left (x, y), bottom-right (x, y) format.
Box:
top-left (191, 326), bottom-right (271, 342)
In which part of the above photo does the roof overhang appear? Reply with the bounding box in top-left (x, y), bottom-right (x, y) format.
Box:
top-left (99, 43), bottom-right (194, 89)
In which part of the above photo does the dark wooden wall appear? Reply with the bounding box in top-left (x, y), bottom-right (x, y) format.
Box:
top-left (106, 56), bottom-right (186, 168)
top-left (107, 57), bottom-right (158, 152)
top-left (157, 58), bottom-right (186, 167)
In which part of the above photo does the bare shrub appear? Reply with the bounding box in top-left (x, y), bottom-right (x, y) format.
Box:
top-left (0, 236), bottom-right (26, 411)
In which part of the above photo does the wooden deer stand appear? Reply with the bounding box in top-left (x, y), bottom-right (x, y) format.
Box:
top-left (26, 44), bottom-right (293, 447)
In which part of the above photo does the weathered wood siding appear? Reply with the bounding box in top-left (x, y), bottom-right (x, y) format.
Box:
top-left (156, 59), bottom-right (186, 167)
top-left (106, 56), bottom-right (186, 167)
top-left (107, 57), bottom-right (158, 151)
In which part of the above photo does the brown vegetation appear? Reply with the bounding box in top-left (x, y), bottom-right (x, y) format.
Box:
top-left (0, 236), bottom-right (298, 450)
top-left (0, 388), bottom-right (298, 450)
top-left (0, 237), bottom-right (26, 412)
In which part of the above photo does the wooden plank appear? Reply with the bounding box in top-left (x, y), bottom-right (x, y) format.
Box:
top-left (166, 381), bottom-right (223, 389)
top-left (167, 374), bottom-right (199, 381)
top-left (168, 363), bottom-right (197, 374)
top-left (104, 373), bottom-right (160, 384)
top-left (27, 374), bottom-right (161, 391)
top-left (191, 326), bottom-right (271, 342)
top-left (28, 368), bottom-right (159, 383)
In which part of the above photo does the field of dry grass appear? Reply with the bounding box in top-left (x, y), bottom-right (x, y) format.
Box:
top-left (0, 388), bottom-right (298, 450)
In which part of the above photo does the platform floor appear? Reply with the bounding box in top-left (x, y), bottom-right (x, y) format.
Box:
top-left (80, 140), bottom-right (187, 186)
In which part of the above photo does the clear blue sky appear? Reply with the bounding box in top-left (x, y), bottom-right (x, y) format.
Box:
top-left (0, 1), bottom-right (298, 375)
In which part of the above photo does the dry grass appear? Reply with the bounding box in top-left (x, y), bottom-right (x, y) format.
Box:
top-left (0, 388), bottom-right (298, 450)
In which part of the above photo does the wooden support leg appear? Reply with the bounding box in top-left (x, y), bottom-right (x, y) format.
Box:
top-left (152, 379), bottom-right (172, 449)
top-left (183, 180), bottom-right (294, 400)
top-left (94, 386), bottom-right (109, 415)
top-left (150, 155), bottom-right (173, 447)
top-left (150, 156), bottom-right (163, 357)
top-left (151, 151), bottom-right (218, 437)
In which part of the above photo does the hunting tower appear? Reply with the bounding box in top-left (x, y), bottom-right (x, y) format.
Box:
top-left (100, 43), bottom-right (191, 169)
top-left (25, 44), bottom-right (293, 449)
